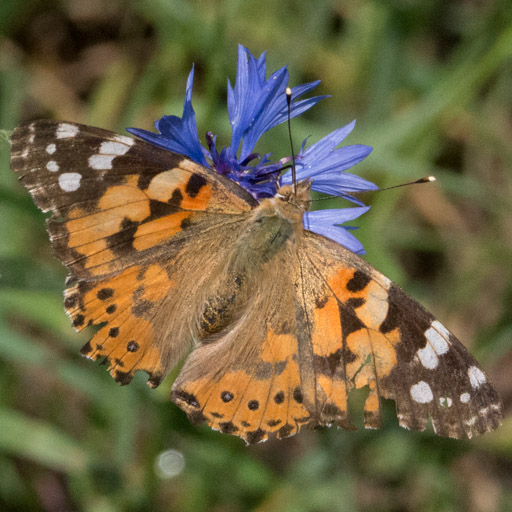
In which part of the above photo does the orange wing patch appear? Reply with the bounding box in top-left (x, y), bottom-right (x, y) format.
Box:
top-left (49, 169), bottom-right (220, 277)
top-left (309, 293), bottom-right (352, 427)
top-left (146, 169), bottom-right (212, 210)
top-left (329, 268), bottom-right (400, 428)
top-left (300, 234), bottom-right (400, 431)
top-left (132, 212), bottom-right (192, 252)
top-left (317, 267), bottom-right (398, 429)
top-left (172, 327), bottom-right (311, 444)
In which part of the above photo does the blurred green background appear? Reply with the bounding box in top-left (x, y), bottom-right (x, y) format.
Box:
top-left (1, 1), bottom-right (511, 511)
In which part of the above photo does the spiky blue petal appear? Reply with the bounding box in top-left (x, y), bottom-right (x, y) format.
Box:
top-left (304, 207), bottom-right (371, 254)
top-left (228, 45), bottom-right (327, 161)
top-left (127, 67), bottom-right (208, 166)
top-left (281, 121), bottom-right (376, 205)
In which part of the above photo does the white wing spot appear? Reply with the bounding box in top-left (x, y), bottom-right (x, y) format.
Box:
top-left (464, 416), bottom-right (477, 427)
top-left (113, 135), bottom-right (135, 146)
top-left (439, 397), bottom-right (452, 407)
top-left (46, 143), bottom-right (57, 154)
top-left (89, 154), bottom-right (115, 170)
top-left (417, 344), bottom-right (439, 369)
top-left (56, 123), bottom-right (79, 139)
top-left (425, 322), bottom-right (450, 355)
top-left (468, 366), bottom-right (486, 389)
top-left (21, 148), bottom-right (29, 158)
top-left (410, 381), bottom-right (434, 403)
top-left (28, 134), bottom-right (35, 144)
top-left (99, 141), bottom-right (131, 155)
top-left (46, 160), bottom-right (60, 172)
top-left (58, 172), bottom-right (82, 192)
top-left (379, 274), bottom-right (392, 289)
top-left (460, 392), bottom-right (471, 403)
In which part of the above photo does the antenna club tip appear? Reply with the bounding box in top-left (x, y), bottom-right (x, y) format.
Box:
top-left (285, 87), bottom-right (292, 96)
top-left (426, 176), bottom-right (436, 182)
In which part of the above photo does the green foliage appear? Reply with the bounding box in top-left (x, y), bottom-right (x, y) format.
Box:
top-left (0, 0), bottom-right (511, 510)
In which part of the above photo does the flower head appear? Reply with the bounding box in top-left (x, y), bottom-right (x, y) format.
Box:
top-left (128, 45), bottom-right (376, 254)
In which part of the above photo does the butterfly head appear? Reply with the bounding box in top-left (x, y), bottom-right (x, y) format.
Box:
top-left (275, 180), bottom-right (312, 212)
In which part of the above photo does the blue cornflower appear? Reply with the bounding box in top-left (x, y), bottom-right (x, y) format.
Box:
top-left (127, 45), bottom-right (377, 254)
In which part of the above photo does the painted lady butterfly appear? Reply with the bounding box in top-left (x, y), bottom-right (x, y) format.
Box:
top-left (10, 119), bottom-right (503, 444)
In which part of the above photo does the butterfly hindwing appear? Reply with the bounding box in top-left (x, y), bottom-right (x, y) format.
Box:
top-left (10, 120), bottom-right (256, 386)
top-left (172, 243), bottom-right (313, 444)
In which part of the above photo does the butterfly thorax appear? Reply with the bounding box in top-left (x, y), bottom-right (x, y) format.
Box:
top-left (195, 183), bottom-right (309, 339)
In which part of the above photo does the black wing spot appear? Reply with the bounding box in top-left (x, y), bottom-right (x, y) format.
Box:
top-left (293, 387), bottom-right (303, 404)
top-left (380, 285), bottom-right (401, 334)
top-left (221, 391), bottom-right (234, 402)
top-left (127, 341), bottom-right (139, 352)
top-left (137, 172), bottom-right (154, 191)
top-left (220, 421), bottom-right (238, 434)
top-left (339, 304), bottom-right (365, 337)
top-left (315, 295), bottom-right (328, 308)
top-left (80, 341), bottom-right (93, 355)
top-left (246, 429), bottom-right (265, 444)
top-left (274, 391), bottom-right (285, 404)
top-left (185, 174), bottom-right (207, 198)
top-left (181, 217), bottom-right (192, 230)
top-left (115, 370), bottom-right (133, 385)
top-left (64, 295), bottom-right (78, 309)
top-left (148, 374), bottom-right (163, 388)
top-left (73, 314), bottom-right (85, 327)
top-left (149, 199), bottom-right (177, 219)
top-left (278, 424), bottom-right (294, 438)
top-left (106, 304), bottom-right (117, 314)
top-left (109, 327), bottom-right (119, 338)
top-left (97, 288), bottom-right (114, 300)
top-left (248, 400), bottom-right (259, 411)
top-left (173, 389), bottom-right (200, 408)
top-left (346, 270), bottom-right (371, 293)
top-left (169, 188), bottom-right (183, 208)
top-left (346, 297), bottom-right (365, 309)
top-left (106, 217), bottom-right (138, 254)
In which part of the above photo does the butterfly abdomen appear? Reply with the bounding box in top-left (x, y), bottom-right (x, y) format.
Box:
top-left (197, 276), bottom-right (246, 337)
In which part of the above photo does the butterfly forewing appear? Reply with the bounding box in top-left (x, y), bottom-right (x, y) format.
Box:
top-left (298, 231), bottom-right (503, 439)
top-left (10, 120), bottom-right (255, 387)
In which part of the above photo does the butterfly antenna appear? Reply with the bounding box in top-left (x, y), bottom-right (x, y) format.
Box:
top-left (286, 87), bottom-right (297, 197)
top-left (310, 176), bottom-right (437, 203)
top-left (379, 175), bottom-right (436, 192)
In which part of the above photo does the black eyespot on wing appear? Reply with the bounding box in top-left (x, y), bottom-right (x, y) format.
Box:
top-left (221, 391), bottom-right (234, 403)
top-left (248, 400), bottom-right (259, 411)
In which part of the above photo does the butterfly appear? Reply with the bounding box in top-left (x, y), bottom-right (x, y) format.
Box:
top-left (10, 120), bottom-right (503, 444)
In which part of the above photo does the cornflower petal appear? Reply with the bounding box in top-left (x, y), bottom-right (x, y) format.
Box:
top-left (280, 121), bottom-right (376, 204)
top-left (127, 67), bottom-right (209, 166)
top-left (304, 207), bottom-right (371, 254)
top-left (228, 45), bottom-right (327, 161)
